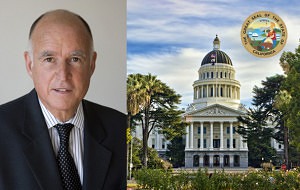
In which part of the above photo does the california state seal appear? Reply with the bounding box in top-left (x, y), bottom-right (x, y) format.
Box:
top-left (240, 11), bottom-right (288, 58)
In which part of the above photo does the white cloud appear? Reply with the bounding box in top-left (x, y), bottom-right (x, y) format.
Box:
top-left (128, 48), bottom-right (204, 107)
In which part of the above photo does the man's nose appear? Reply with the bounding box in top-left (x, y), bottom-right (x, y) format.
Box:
top-left (56, 62), bottom-right (71, 80)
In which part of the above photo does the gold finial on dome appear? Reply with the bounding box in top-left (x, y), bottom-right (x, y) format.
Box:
top-left (213, 34), bottom-right (220, 50)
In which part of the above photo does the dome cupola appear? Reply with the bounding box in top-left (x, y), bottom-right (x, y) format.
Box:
top-left (201, 35), bottom-right (232, 66)
top-left (213, 35), bottom-right (220, 50)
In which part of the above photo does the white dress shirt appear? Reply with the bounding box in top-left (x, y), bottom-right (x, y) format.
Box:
top-left (39, 101), bottom-right (84, 184)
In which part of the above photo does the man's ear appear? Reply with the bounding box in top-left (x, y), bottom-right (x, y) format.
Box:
top-left (90, 51), bottom-right (97, 76)
top-left (24, 51), bottom-right (33, 78)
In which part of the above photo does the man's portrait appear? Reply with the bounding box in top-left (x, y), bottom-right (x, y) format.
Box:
top-left (0, 1), bottom-right (126, 190)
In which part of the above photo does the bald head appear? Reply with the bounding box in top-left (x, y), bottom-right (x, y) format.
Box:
top-left (29, 9), bottom-right (93, 41)
top-left (27, 9), bottom-right (94, 56)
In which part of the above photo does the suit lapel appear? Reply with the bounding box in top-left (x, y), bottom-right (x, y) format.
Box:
top-left (22, 90), bottom-right (63, 190)
top-left (82, 101), bottom-right (112, 190)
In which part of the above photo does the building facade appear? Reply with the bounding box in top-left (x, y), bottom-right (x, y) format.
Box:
top-left (134, 128), bottom-right (169, 159)
top-left (183, 36), bottom-right (248, 168)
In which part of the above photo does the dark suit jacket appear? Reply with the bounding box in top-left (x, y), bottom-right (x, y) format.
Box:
top-left (0, 90), bottom-right (127, 190)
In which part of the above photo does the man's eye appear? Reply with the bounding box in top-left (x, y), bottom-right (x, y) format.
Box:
top-left (71, 57), bottom-right (80, 62)
top-left (44, 57), bottom-right (54, 63)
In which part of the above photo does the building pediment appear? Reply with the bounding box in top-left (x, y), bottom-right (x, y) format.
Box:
top-left (184, 104), bottom-right (244, 117)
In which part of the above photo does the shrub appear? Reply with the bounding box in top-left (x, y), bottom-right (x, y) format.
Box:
top-left (133, 168), bottom-right (300, 190)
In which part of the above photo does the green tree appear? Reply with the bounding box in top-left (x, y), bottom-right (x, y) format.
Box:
top-left (274, 90), bottom-right (291, 167)
top-left (166, 136), bottom-right (185, 168)
top-left (127, 74), bottom-right (148, 177)
top-left (237, 107), bottom-right (277, 167)
top-left (127, 73), bottom-right (148, 131)
top-left (279, 45), bottom-right (300, 151)
top-left (127, 73), bottom-right (186, 168)
top-left (252, 75), bottom-right (285, 141)
top-left (237, 75), bottom-right (287, 167)
top-left (129, 137), bottom-right (171, 170)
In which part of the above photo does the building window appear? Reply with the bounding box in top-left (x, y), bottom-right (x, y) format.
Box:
top-left (220, 72), bottom-right (223, 78)
top-left (198, 127), bottom-right (201, 134)
top-left (233, 139), bottom-right (236, 148)
top-left (211, 72), bottom-right (214, 78)
top-left (224, 155), bottom-right (229, 166)
top-left (152, 138), bottom-right (155, 148)
top-left (193, 155), bottom-right (199, 167)
top-left (197, 139), bottom-right (201, 148)
top-left (225, 72), bottom-right (227, 78)
top-left (279, 144), bottom-right (282, 149)
top-left (213, 155), bottom-right (220, 166)
top-left (226, 127), bottom-right (230, 134)
top-left (213, 139), bottom-right (220, 148)
top-left (227, 139), bottom-right (230, 148)
top-left (203, 127), bottom-right (207, 134)
top-left (234, 155), bottom-right (240, 167)
top-left (162, 139), bottom-right (165, 149)
top-left (233, 127), bottom-right (236, 134)
top-left (210, 87), bottom-right (213, 97)
top-left (207, 72), bottom-right (209, 78)
top-left (204, 155), bottom-right (209, 166)
top-left (220, 87), bottom-right (223, 97)
top-left (204, 139), bottom-right (207, 148)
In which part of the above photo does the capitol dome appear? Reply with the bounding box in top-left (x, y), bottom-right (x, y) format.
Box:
top-left (191, 35), bottom-right (241, 110)
top-left (201, 35), bottom-right (232, 66)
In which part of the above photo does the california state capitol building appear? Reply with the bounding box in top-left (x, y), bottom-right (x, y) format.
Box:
top-left (134, 35), bottom-right (284, 168)
top-left (183, 35), bottom-right (248, 168)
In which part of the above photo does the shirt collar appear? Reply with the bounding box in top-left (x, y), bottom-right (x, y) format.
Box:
top-left (39, 100), bottom-right (84, 130)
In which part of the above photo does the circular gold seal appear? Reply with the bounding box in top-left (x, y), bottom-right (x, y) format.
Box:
top-left (240, 11), bottom-right (288, 58)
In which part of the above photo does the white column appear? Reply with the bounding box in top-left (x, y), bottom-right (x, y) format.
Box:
top-left (201, 85), bottom-right (204, 98)
top-left (230, 122), bottom-right (233, 149)
top-left (156, 132), bottom-right (159, 149)
top-left (185, 126), bottom-right (190, 149)
top-left (209, 154), bottom-right (213, 167)
top-left (199, 155), bottom-right (203, 167)
top-left (206, 85), bottom-right (209, 97)
top-left (220, 122), bottom-right (224, 150)
top-left (243, 124), bottom-right (248, 149)
top-left (220, 154), bottom-right (224, 168)
top-left (200, 122), bottom-right (204, 149)
top-left (239, 134), bottom-right (244, 150)
top-left (190, 123), bottom-right (194, 149)
top-left (230, 155), bottom-right (234, 167)
top-left (213, 84), bottom-right (215, 97)
top-left (210, 122), bottom-right (214, 150)
top-left (244, 141), bottom-right (248, 149)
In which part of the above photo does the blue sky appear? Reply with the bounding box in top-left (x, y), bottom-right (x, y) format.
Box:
top-left (127, 0), bottom-right (300, 109)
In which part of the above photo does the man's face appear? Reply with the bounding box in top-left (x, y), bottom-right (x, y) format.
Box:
top-left (25, 18), bottom-right (96, 120)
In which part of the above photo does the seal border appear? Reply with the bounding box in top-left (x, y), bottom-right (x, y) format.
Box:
top-left (240, 11), bottom-right (288, 58)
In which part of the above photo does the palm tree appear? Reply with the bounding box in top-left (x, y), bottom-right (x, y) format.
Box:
top-left (139, 74), bottom-right (164, 167)
top-left (127, 74), bottom-right (147, 173)
top-left (127, 73), bottom-right (184, 168)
